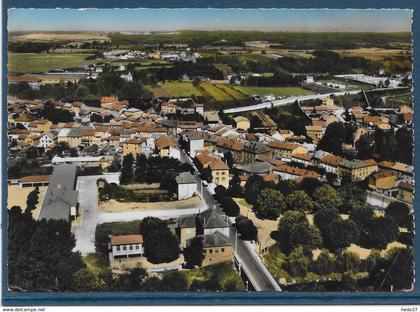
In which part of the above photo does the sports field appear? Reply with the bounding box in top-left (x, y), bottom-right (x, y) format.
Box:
top-left (233, 86), bottom-right (314, 96)
top-left (8, 53), bottom-right (96, 73)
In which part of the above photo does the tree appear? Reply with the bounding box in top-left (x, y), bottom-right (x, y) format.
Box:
top-left (244, 174), bottom-right (264, 205)
top-left (299, 178), bottom-right (322, 197)
top-left (254, 188), bottom-right (285, 220)
top-left (217, 196), bottom-right (240, 217)
top-left (318, 122), bottom-right (348, 155)
top-left (183, 237), bottom-right (204, 268)
top-left (139, 217), bottom-right (168, 236)
top-left (228, 172), bottom-right (243, 197)
top-left (314, 206), bottom-right (340, 233)
top-left (367, 217), bottom-right (399, 250)
top-left (285, 190), bottom-right (313, 211)
top-left (161, 271), bottom-right (188, 291)
top-left (338, 183), bottom-right (367, 213)
top-left (313, 184), bottom-right (342, 211)
top-left (356, 134), bottom-right (372, 160)
top-left (120, 154), bottom-right (134, 184)
top-left (286, 246), bottom-right (310, 279)
top-left (336, 251), bottom-right (361, 274)
top-left (114, 267), bottom-right (148, 291)
top-left (90, 113), bottom-right (103, 123)
top-left (325, 219), bottom-right (360, 252)
top-left (25, 186), bottom-right (39, 213)
top-left (143, 230), bottom-right (181, 264)
top-left (274, 210), bottom-right (322, 253)
top-left (223, 151), bottom-right (234, 169)
top-left (312, 249), bottom-right (336, 275)
top-left (72, 268), bottom-right (102, 291)
top-left (234, 216), bottom-right (258, 241)
top-left (385, 202), bottom-right (410, 228)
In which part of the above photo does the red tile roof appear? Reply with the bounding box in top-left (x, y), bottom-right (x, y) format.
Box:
top-left (111, 234), bottom-right (143, 246)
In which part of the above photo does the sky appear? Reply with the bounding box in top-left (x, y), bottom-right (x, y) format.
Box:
top-left (8, 9), bottom-right (413, 32)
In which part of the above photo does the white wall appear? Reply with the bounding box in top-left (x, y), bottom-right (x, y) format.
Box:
top-left (189, 139), bottom-right (204, 157)
top-left (178, 182), bottom-right (197, 200)
top-left (111, 243), bottom-right (144, 258)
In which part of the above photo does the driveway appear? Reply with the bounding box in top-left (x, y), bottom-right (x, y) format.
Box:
top-left (72, 175), bottom-right (206, 255)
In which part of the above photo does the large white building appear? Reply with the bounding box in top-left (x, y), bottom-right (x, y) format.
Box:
top-left (109, 234), bottom-right (144, 261)
top-left (175, 172), bottom-right (197, 200)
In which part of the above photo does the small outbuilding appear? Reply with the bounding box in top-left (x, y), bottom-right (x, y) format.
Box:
top-left (175, 172), bottom-right (197, 200)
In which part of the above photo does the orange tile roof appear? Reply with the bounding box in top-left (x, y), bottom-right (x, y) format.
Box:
top-left (274, 165), bottom-right (320, 179)
top-left (100, 96), bottom-right (118, 103)
top-left (268, 141), bottom-right (302, 151)
top-left (292, 153), bottom-right (312, 161)
top-left (111, 234), bottom-right (143, 246)
top-left (216, 138), bottom-right (245, 152)
top-left (320, 154), bottom-right (344, 166)
top-left (155, 135), bottom-right (178, 150)
top-left (209, 159), bottom-right (229, 170)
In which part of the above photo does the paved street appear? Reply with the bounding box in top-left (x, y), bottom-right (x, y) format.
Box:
top-left (182, 150), bottom-right (281, 291)
top-left (72, 175), bottom-right (205, 255)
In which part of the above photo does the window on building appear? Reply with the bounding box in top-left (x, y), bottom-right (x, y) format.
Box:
top-left (209, 249), bottom-right (213, 254)
top-left (221, 248), bottom-right (225, 252)
top-left (116, 246), bottom-right (120, 251)
top-left (123, 246), bottom-right (127, 251)
top-left (136, 245), bottom-right (139, 249)
top-left (129, 245), bottom-right (133, 250)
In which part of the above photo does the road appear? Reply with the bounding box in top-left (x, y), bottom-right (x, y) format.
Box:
top-left (223, 87), bottom-right (407, 114)
top-left (181, 150), bottom-right (281, 291)
top-left (72, 175), bottom-right (205, 255)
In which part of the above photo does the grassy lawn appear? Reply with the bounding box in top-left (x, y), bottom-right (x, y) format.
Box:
top-left (263, 245), bottom-right (291, 284)
top-left (84, 253), bottom-right (109, 275)
top-left (233, 86), bottom-right (314, 96)
top-left (111, 59), bottom-right (169, 66)
top-left (8, 52), bottom-right (96, 73)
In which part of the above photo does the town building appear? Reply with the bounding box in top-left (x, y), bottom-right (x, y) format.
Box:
top-left (268, 141), bottom-right (308, 159)
top-left (108, 234), bottom-right (144, 262)
top-left (175, 172), bottom-right (197, 200)
top-left (368, 171), bottom-right (396, 190)
top-left (38, 164), bottom-right (78, 222)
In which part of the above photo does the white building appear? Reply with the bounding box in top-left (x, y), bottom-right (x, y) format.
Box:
top-left (109, 234), bottom-right (144, 261)
top-left (189, 137), bottom-right (204, 158)
top-left (38, 133), bottom-right (55, 149)
top-left (121, 72), bottom-right (133, 82)
top-left (175, 172), bottom-right (197, 200)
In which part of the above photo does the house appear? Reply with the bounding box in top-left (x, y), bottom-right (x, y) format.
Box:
top-left (155, 135), bottom-right (180, 160)
top-left (291, 153), bottom-right (313, 167)
top-left (233, 116), bottom-right (250, 131)
top-left (28, 119), bottom-right (53, 133)
top-left (378, 161), bottom-right (414, 184)
top-left (305, 125), bottom-right (325, 144)
top-left (120, 72), bottom-right (133, 82)
top-left (268, 141), bottom-right (308, 159)
top-left (396, 181), bottom-right (413, 205)
top-left (234, 161), bottom-right (272, 176)
top-left (37, 132), bottom-right (55, 149)
top-left (209, 160), bottom-right (230, 188)
top-left (187, 231), bottom-right (232, 267)
top-left (179, 130), bottom-right (205, 157)
top-left (57, 128), bottom-right (82, 148)
top-left (194, 103), bottom-right (204, 116)
top-left (319, 154), bottom-right (344, 175)
top-left (19, 175), bottom-right (50, 188)
top-left (368, 171), bottom-right (396, 190)
top-left (177, 209), bottom-right (229, 248)
top-left (338, 159), bottom-right (378, 181)
top-left (100, 96), bottom-right (119, 109)
top-left (273, 165), bottom-right (321, 181)
top-left (108, 234), bottom-right (144, 262)
top-left (175, 172), bottom-right (197, 200)
top-left (38, 164), bottom-right (78, 222)
top-left (122, 139), bottom-right (143, 156)
top-left (161, 102), bottom-right (179, 115)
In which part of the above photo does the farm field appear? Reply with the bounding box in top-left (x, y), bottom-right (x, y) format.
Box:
top-left (383, 93), bottom-right (412, 108)
top-left (146, 81), bottom-right (202, 98)
top-left (214, 84), bottom-right (248, 100)
top-left (9, 32), bottom-right (110, 42)
top-left (233, 86), bottom-right (314, 96)
top-left (333, 47), bottom-right (411, 61)
top-left (8, 52), bottom-right (96, 73)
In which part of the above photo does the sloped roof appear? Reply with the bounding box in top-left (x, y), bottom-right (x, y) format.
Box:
top-left (111, 234), bottom-right (143, 246)
top-left (175, 172), bottom-right (196, 184)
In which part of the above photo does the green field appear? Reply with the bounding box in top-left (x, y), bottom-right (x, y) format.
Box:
top-left (8, 52), bottom-right (96, 73)
top-left (384, 93), bottom-right (412, 108)
top-left (215, 84), bottom-right (248, 100)
top-left (233, 86), bottom-right (314, 96)
top-left (146, 81), bottom-right (203, 98)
